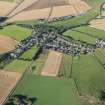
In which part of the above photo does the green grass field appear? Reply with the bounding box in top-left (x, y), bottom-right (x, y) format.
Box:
top-left (4, 60), bottom-right (31, 73)
top-left (20, 46), bottom-right (39, 60)
top-left (63, 30), bottom-right (97, 44)
top-left (71, 54), bottom-right (105, 97)
top-left (0, 25), bottom-right (32, 41)
top-left (31, 50), bottom-right (49, 75)
top-left (13, 75), bottom-right (81, 105)
top-left (58, 55), bottom-right (72, 78)
top-left (73, 26), bottom-right (105, 39)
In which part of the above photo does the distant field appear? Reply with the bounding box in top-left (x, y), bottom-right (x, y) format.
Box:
top-left (0, 25), bottom-right (32, 41)
top-left (63, 30), bottom-right (97, 44)
top-left (72, 54), bottom-right (105, 97)
top-left (4, 60), bottom-right (31, 73)
top-left (13, 75), bottom-right (81, 105)
top-left (73, 26), bottom-right (105, 39)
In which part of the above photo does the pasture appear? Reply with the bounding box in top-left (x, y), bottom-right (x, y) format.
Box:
top-left (31, 50), bottom-right (49, 75)
top-left (4, 60), bottom-right (31, 73)
top-left (58, 54), bottom-right (72, 78)
top-left (72, 54), bottom-right (105, 97)
top-left (0, 25), bottom-right (32, 41)
top-left (13, 75), bottom-right (81, 105)
top-left (59, 51), bottom-right (105, 98)
top-left (20, 46), bottom-right (39, 60)
top-left (63, 30), bottom-right (97, 44)
top-left (73, 26), bottom-right (105, 39)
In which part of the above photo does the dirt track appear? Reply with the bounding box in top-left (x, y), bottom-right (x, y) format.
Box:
top-left (0, 1), bottom-right (16, 16)
top-left (0, 35), bottom-right (17, 54)
top-left (0, 70), bottom-right (21, 105)
top-left (41, 51), bottom-right (63, 77)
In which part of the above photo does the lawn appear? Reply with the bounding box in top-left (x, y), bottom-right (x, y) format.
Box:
top-left (63, 30), bottom-right (97, 44)
top-left (72, 54), bottom-right (105, 97)
top-left (73, 26), bottom-right (105, 39)
top-left (20, 46), bottom-right (39, 60)
top-left (0, 25), bottom-right (32, 41)
top-left (4, 60), bottom-right (31, 73)
top-left (13, 75), bottom-right (81, 105)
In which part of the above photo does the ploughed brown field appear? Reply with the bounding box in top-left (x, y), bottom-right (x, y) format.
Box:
top-left (7, 0), bottom-right (91, 22)
top-left (0, 35), bottom-right (17, 54)
top-left (0, 70), bottom-right (22, 105)
top-left (41, 51), bottom-right (63, 77)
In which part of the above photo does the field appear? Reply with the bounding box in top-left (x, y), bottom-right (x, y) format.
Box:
top-left (8, 0), bottom-right (39, 17)
top-left (41, 51), bottom-right (63, 77)
top-left (0, 1), bottom-right (16, 16)
top-left (25, 0), bottom-right (69, 10)
top-left (63, 30), bottom-right (97, 44)
top-left (20, 46), bottom-right (39, 60)
top-left (72, 26), bottom-right (105, 39)
top-left (4, 60), bottom-right (31, 73)
top-left (72, 54), bottom-right (105, 97)
top-left (7, 0), bottom-right (90, 22)
top-left (90, 18), bottom-right (105, 31)
top-left (58, 55), bottom-right (72, 78)
top-left (13, 75), bottom-right (81, 105)
top-left (0, 25), bottom-right (32, 41)
top-left (0, 70), bottom-right (21, 105)
top-left (31, 50), bottom-right (49, 75)
top-left (1, 0), bottom-right (105, 105)
top-left (0, 35), bottom-right (17, 54)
